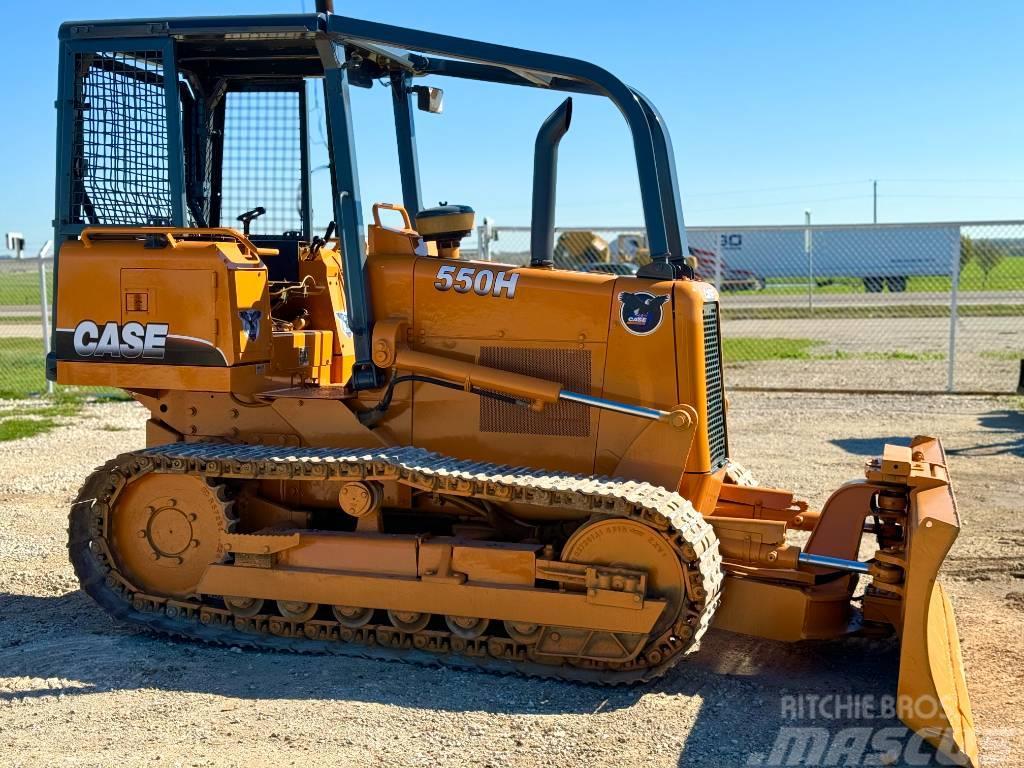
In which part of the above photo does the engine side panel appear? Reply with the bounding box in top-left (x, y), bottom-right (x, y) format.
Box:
top-left (55, 233), bottom-right (271, 391)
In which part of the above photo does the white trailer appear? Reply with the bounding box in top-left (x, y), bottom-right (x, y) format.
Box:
top-left (686, 224), bottom-right (959, 292)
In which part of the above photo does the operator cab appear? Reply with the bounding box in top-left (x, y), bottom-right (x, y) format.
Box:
top-left (50, 9), bottom-right (696, 395)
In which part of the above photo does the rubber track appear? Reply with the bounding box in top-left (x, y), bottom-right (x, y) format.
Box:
top-left (68, 443), bottom-right (723, 685)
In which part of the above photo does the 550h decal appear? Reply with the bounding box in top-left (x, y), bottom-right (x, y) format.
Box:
top-left (433, 265), bottom-right (519, 299)
top-left (55, 321), bottom-right (227, 366)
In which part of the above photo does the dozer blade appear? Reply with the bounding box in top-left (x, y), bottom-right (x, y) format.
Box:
top-left (894, 437), bottom-right (978, 767)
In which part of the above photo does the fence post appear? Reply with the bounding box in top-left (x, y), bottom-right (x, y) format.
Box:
top-left (804, 211), bottom-right (813, 311)
top-left (946, 234), bottom-right (960, 393)
top-left (37, 241), bottom-right (54, 396)
top-left (714, 248), bottom-right (722, 291)
top-left (478, 218), bottom-right (492, 261)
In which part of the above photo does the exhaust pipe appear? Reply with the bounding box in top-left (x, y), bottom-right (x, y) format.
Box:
top-left (530, 98), bottom-right (573, 268)
top-left (315, 0), bottom-right (334, 12)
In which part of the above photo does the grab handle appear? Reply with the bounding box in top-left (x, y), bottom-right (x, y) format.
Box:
top-left (372, 202), bottom-right (414, 231)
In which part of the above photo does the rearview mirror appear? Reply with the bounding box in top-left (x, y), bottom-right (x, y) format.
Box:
top-left (411, 86), bottom-right (444, 114)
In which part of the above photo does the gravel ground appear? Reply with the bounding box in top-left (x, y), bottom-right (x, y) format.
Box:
top-left (721, 316), bottom-right (1021, 392)
top-left (0, 393), bottom-right (1020, 768)
top-left (0, 326), bottom-right (43, 339)
top-left (724, 354), bottom-right (1020, 393)
top-left (723, 316), bottom-right (1021, 355)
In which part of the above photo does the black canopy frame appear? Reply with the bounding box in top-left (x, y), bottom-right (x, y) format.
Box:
top-left (52, 11), bottom-right (690, 388)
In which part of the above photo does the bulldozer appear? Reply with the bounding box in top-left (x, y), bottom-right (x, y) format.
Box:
top-left (553, 230), bottom-right (611, 269)
top-left (50, 7), bottom-right (976, 765)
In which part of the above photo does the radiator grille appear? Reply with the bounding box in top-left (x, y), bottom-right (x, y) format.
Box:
top-left (70, 50), bottom-right (172, 226)
top-left (703, 303), bottom-right (729, 469)
top-left (479, 347), bottom-right (591, 437)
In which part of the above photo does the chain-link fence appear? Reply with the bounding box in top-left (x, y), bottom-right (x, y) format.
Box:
top-left (478, 220), bottom-right (1024, 394)
top-left (0, 254), bottom-right (54, 399)
top-left (1, 220), bottom-right (1020, 398)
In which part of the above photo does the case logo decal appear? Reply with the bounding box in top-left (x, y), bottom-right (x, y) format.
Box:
top-left (238, 309), bottom-right (262, 341)
top-left (57, 321), bottom-right (226, 366)
top-left (72, 320), bottom-right (168, 359)
top-left (617, 291), bottom-right (669, 336)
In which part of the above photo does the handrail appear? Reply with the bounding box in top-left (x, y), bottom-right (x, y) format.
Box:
top-left (78, 226), bottom-right (279, 258)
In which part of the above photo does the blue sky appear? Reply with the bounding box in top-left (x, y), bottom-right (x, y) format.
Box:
top-left (2, 0), bottom-right (1023, 252)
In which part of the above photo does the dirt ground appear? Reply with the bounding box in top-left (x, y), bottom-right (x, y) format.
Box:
top-left (721, 316), bottom-right (1022, 392)
top-left (0, 392), bottom-right (1020, 768)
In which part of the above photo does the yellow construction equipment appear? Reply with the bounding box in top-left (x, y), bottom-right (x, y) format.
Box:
top-left (553, 230), bottom-right (611, 269)
top-left (50, 8), bottom-right (976, 765)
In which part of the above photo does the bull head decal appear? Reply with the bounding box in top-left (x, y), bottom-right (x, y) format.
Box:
top-left (238, 308), bottom-right (262, 342)
top-left (617, 291), bottom-right (670, 336)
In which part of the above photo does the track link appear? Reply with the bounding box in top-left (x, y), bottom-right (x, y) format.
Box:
top-left (69, 443), bottom-right (723, 684)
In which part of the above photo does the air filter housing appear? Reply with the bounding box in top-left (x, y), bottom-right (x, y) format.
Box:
top-left (416, 204), bottom-right (475, 258)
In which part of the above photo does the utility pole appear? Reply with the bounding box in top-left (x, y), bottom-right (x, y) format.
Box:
top-left (873, 179), bottom-right (878, 223)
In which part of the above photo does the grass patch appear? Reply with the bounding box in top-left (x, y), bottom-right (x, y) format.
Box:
top-left (722, 337), bottom-right (818, 362)
top-left (722, 303), bottom-right (1024, 321)
top-left (0, 337), bottom-right (49, 397)
top-left (910, 256), bottom-right (1024, 292)
top-left (980, 350), bottom-right (1023, 361)
top-left (0, 315), bottom-right (43, 325)
top-left (0, 336), bottom-right (128, 400)
top-left (0, 397), bottom-right (84, 442)
top-left (0, 271), bottom-right (53, 306)
top-left (758, 256), bottom-right (1024, 295)
top-left (826, 349), bottom-right (945, 361)
top-left (723, 337), bottom-right (947, 363)
top-left (860, 350), bottom-right (945, 361)
top-left (0, 417), bottom-right (59, 441)
top-left (761, 278), bottom-right (862, 295)
top-left (18, 400), bottom-right (84, 418)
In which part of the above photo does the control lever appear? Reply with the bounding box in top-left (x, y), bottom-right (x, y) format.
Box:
top-left (236, 206), bottom-right (266, 236)
top-left (308, 221), bottom-right (337, 259)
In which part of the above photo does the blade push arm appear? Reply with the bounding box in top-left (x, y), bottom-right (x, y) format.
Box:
top-left (371, 320), bottom-right (691, 426)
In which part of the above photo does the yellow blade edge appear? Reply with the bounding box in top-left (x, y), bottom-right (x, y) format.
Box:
top-left (896, 448), bottom-right (979, 768)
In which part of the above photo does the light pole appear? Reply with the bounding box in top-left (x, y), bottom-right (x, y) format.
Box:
top-left (873, 180), bottom-right (878, 223)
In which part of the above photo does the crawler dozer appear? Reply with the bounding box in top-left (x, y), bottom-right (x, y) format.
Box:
top-left (51, 7), bottom-right (976, 765)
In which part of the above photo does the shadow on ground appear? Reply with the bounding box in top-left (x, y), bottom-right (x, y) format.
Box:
top-left (948, 410), bottom-right (1024, 458)
top-left (830, 435), bottom-right (909, 456)
top-left (830, 408), bottom-right (1023, 460)
top-left (0, 590), bottom-right (951, 767)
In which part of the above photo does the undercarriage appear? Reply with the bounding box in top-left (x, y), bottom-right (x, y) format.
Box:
top-left (71, 443), bottom-right (722, 682)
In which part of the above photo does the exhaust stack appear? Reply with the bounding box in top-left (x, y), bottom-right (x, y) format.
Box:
top-left (530, 98), bottom-right (573, 268)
